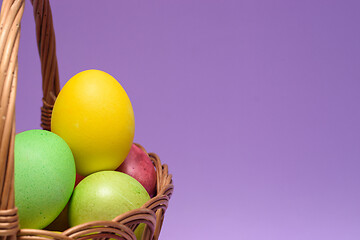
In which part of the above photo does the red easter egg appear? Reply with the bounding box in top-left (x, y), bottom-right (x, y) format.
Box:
top-left (116, 144), bottom-right (157, 197)
top-left (75, 173), bottom-right (85, 188)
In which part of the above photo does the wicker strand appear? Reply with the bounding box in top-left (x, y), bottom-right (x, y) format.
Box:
top-left (62, 221), bottom-right (136, 240)
top-left (30, 0), bottom-right (60, 131)
top-left (0, 208), bottom-right (18, 238)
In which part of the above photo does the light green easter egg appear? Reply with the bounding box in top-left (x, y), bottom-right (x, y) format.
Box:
top-left (68, 171), bottom-right (150, 228)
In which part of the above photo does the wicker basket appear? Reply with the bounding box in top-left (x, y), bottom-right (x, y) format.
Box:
top-left (0, 0), bottom-right (174, 239)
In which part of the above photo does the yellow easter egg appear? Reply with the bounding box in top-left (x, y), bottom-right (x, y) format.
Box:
top-left (51, 69), bottom-right (135, 176)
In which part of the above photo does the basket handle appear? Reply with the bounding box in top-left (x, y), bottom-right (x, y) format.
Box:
top-left (31, 0), bottom-right (60, 131)
top-left (0, 0), bottom-right (24, 239)
top-left (0, 0), bottom-right (56, 238)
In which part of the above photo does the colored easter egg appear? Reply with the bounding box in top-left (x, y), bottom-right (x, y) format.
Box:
top-left (51, 69), bottom-right (135, 176)
top-left (116, 144), bottom-right (157, 197)
top-left (68, 171), bottom-right (150, 227)
top-left (15, 130), bottom-right (76, 229)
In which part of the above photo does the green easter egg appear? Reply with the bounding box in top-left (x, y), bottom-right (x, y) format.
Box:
top-left (68, 171), bottom-right (150, 227)
top-left (15, 129), bottom-right (76, 229)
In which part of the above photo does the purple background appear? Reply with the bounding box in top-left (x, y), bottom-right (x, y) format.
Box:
top-left (16, 1), bottom-right (360, 239)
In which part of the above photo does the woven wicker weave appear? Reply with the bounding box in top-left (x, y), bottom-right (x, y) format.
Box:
top-left (0, 0), bottom-right (174, 239)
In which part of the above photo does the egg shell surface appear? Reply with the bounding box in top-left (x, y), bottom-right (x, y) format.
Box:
top-left (51, 69), bottom-right (135, 176)
top-left (116, 144), bottom-right (157, 197)
top-left (15, 130), bottom-right (76, 229)
top-left (68, 171), bottom-right (150, 227)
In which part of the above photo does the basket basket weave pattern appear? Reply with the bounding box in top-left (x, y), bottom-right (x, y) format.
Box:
top-left (0, 1), bottom-right (173, 239)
